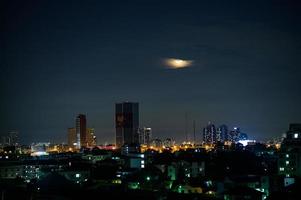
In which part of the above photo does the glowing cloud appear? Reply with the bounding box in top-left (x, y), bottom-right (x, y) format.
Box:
top-left (164, 58), bottom-right (193, 69)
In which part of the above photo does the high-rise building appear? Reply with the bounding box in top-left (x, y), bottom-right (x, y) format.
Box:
top-left (228, 127), bottom-right (240, 142)
top-left (115, 102), bottom-right (139, 148)
top-left (67, 128), bottom-right (76, 148)
top-left (278, 123), bottom-right (301, 178)
top-left (138, 127), bottom-right (152, 146)
top-left (86, 128), bottom-right (97, 147)
top-left (203, 121), bottom-right (216, 144)
top-left (76, 114), bottom-right (87, 148)
top-left (217, 124), bottom-right (228, 142)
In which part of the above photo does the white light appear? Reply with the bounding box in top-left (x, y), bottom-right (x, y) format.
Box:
top-left (294, 133), bottom-right (298, 138)
top-left (141, 154), bottom-right (144, 158)
top-left (286, 154), bottom-right (289, 158)
top-left (141, 160), bottom-right (145, 164)
top-left (238, 140), bottom-right (256, 147)
top-left (141, 164), bottom-right (145, 168)
top-left (286, 161), bottom-right (289, 165)
top-left (30, 151), bottom-right (49, 156)
top-left (280, 167), bottom-right (284, 171)
top-left (76, 173), bottom-right (80, 178)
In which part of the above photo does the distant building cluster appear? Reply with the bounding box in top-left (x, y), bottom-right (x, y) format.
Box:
top-left (203, 122), bottom-right (248, 144)
top-left (0, 130), bottom-right (19, 147)
top-left (67, 114), bottom-right (96, 149)
top-left (1, 121), bottom-right (301, 199)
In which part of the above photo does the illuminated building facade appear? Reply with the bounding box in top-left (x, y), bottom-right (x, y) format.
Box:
top-left (228, 127), bottom-right (240, 142)
top-left (138, 127), bottom-right (152, 146)
top-left (76, 114), bottom-right (87, 148)
top-left (278, 124), bottom-right (301, 178)
top-left (163, 138), bottom-right (174, 148)
top-left (115, 102), bottom-right (139, 148)
top-left (217, 124), bottom-right (228, 142)
top-left (67, 128), bottom-right (76, 148)
top-left (86, 128), bottom-right (97, 147)
top-left (203, 121), bottom-right (217, 144)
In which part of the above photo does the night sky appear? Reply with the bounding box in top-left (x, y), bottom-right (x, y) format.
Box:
top-left (1, 0), bottom-right (301, 144)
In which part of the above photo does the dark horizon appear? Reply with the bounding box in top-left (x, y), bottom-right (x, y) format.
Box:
top-left (1, 0), bottom-right (301, 144)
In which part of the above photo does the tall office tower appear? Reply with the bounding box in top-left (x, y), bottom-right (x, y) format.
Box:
top-left (8, 130), bottom-right (19, 146)
top-left (115, 102), bottom-right (139, 148)
top-left (228, 127), bottom-right (240, 142)
top-left (203, 121), bottom-right (217, 144)
top-left (138, 127), bottom-right (152, 146)
top-left (86, 128), bottom-right (97, 147)
top-left (217, 124), bottom-right (228, 142)
top-left (76, 114), bottom-right (87, 148)
top-left (67, 128), bottom-right (76, 148)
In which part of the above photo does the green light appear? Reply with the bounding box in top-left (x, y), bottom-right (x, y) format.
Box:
top-left (178, 185), bottom-right (182, 193)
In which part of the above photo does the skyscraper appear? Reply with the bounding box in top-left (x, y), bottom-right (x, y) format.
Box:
top-left (67, 128), bottom-right (76, 148)
top-left (217, 124), bottom-right (228, 142)
top-left (76, 114), bottom-right (86, 148)
top-left (278, 124), bottom-right (301, 177)
top-left (86, 128), bottom-right (97, 147)
top-left (203, 121), bottom-right (216, 144)
top-left (138, 127), bottom-right (152, 146)
top-left (115, 102), bottom-right (139, 148)
top-left (229, 127), bottom-right (240, 142)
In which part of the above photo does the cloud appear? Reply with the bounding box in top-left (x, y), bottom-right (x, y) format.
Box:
top-left (163, 58), bottom-right (194, 69)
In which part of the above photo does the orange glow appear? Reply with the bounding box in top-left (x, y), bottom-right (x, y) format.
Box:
top-left (164, 58), bottom-right (193, 69)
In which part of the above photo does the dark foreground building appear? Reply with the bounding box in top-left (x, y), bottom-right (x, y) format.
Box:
top-left (115, 102), bottom-right (139, 148)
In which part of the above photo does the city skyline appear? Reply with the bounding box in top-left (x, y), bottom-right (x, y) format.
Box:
top-left (1, 0), bottom-right (301, 144)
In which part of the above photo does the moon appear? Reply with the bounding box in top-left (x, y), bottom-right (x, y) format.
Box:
top-left (164, 58), bottom-right (193, 69)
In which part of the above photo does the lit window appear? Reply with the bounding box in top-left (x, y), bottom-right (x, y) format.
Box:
top-left (294, 133), bottom-right (298, 138)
